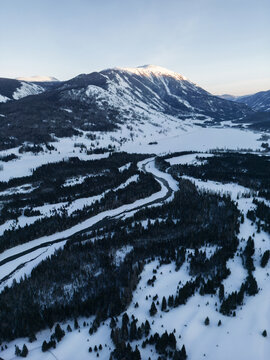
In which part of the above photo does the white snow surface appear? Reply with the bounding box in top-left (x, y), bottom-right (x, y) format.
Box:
top-left (113, 174), bottom-right (139, 191)
top-left (0, 183), bottom-right (36, 197)
top-left (2, 250), bottom-right (270, 360)
top-left (13, 82), bottom-right (44, 99)
top-left (116, 64), bottom-right (188, 81)
top-left (0, 94), bottom-right (10, 103)
top-left (114, 245), bottom-right (133, 266)
top-left (0, 138), bottom-right (110, 182)
top-left (167, 152), bottom-right (214, 166)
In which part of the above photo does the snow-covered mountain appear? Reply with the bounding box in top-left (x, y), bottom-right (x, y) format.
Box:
top-left (219, 90), bottom-right (270, 112)
top-left (60, 64), bottom-right (250, 122)
top-left (0, 77), bottom-right (44, 103)
top-left (236, 90), bottom-right (270, 112)
top-left (0, 65), bottom-right (253, 149)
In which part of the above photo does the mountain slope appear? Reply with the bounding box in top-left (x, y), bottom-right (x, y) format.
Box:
top-left (219, 90), bottom-right (270, 112)
top-left (236, 89), bottom-right (270, 112)
top-left (0, 65), bottom-right (252, 149)
top-left (98, 65), bottom-right (250, 120)
top-left (0, 77), bottom-right (44, 103)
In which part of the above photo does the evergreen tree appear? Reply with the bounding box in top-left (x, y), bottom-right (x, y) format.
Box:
top-left (168, 333), bottom-right (176, 349)
top-left (246, 256), bottom-right (255, 272)
top-left (168, 295), bottom-right (174, 307)
top-left (21, 344), bottom-right (28, 357)
top-left (149, 301), bottom-right (157, 316)
top-left (53, 324), bottom-right (65, 342)
top-left (204, 317), bottom-right (210, 326)
top-left (161, 296), bottom-right (167, 311)
top-left (121, 313), bottom-right (129, 341)
top-left (181, 344), bottom-right (187, 359)
top-left (145, 320), bottom-right (151, 337)
top-left (261, 250), bottom-right (270, 268)
top-left (15, 345), bottom-right (21, 357)
top-left (74, 318), bottom-right (79, 329)
top-left (245, 274), bottom-right (258, 296)
top-left (42, 341), bottom-right (48, 352)
top-left (137, 326), bottom-right (142, 339)
top-left (219, 284), bottom-right (224, 301)
top-left (134, 346), bottom-right (141, 360)
top-left (110, 317), bottom-right (116, 328)
top-left (130, 319), bottom-right (137, 341)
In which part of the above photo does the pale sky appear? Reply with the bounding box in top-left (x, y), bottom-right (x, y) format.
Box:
top-left (0, 0), bottom-right (269, 95)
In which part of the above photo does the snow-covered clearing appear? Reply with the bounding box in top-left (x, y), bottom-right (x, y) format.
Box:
top-left (182, 175), bottom-right (252, 200)
top-left (114, 245), bottom-right (133, 266)
top-left (166, 152), bottom-right (214, 166)
top-left (113, 174), bottom-right (139, 191)
top-left (0, 215), bottom-right (41, 237)
top-left (0, 125), bottom-right (265, 184)
top-left (0, 183), bottom-right (37, 197)
top-left (121, 126), bottom-right (263, 154)
top-left (62, 175), bottom-right (91, 187)
top-left (0, 138), bottom-right (110, 182)
top-left (119, 162), bottom-right (131, 172)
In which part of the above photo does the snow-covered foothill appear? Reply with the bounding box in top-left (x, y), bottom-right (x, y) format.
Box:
top-left (12, 82), bottom-right (44, 100)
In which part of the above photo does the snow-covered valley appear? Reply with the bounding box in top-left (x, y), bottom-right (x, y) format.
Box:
top-left (0, 65), bottom-right (270, 360)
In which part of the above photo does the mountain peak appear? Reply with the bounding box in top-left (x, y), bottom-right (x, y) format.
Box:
top-left (114, 64), bottom-right (188, 81)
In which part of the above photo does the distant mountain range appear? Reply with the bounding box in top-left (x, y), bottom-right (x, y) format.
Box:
top-left (236, 90), bottom-right (270, 112)
top-left (0, 65), bottom-right (268, 150)
top-left (218, 94), bottom-right (238, 102)
top-left (219, 90), bottom-right (270, 112)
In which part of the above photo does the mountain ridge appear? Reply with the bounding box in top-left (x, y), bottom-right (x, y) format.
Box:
top-left (0, 64), bottom-right (256, 149)
top-left (219, 90), bottom-right (270, 112)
